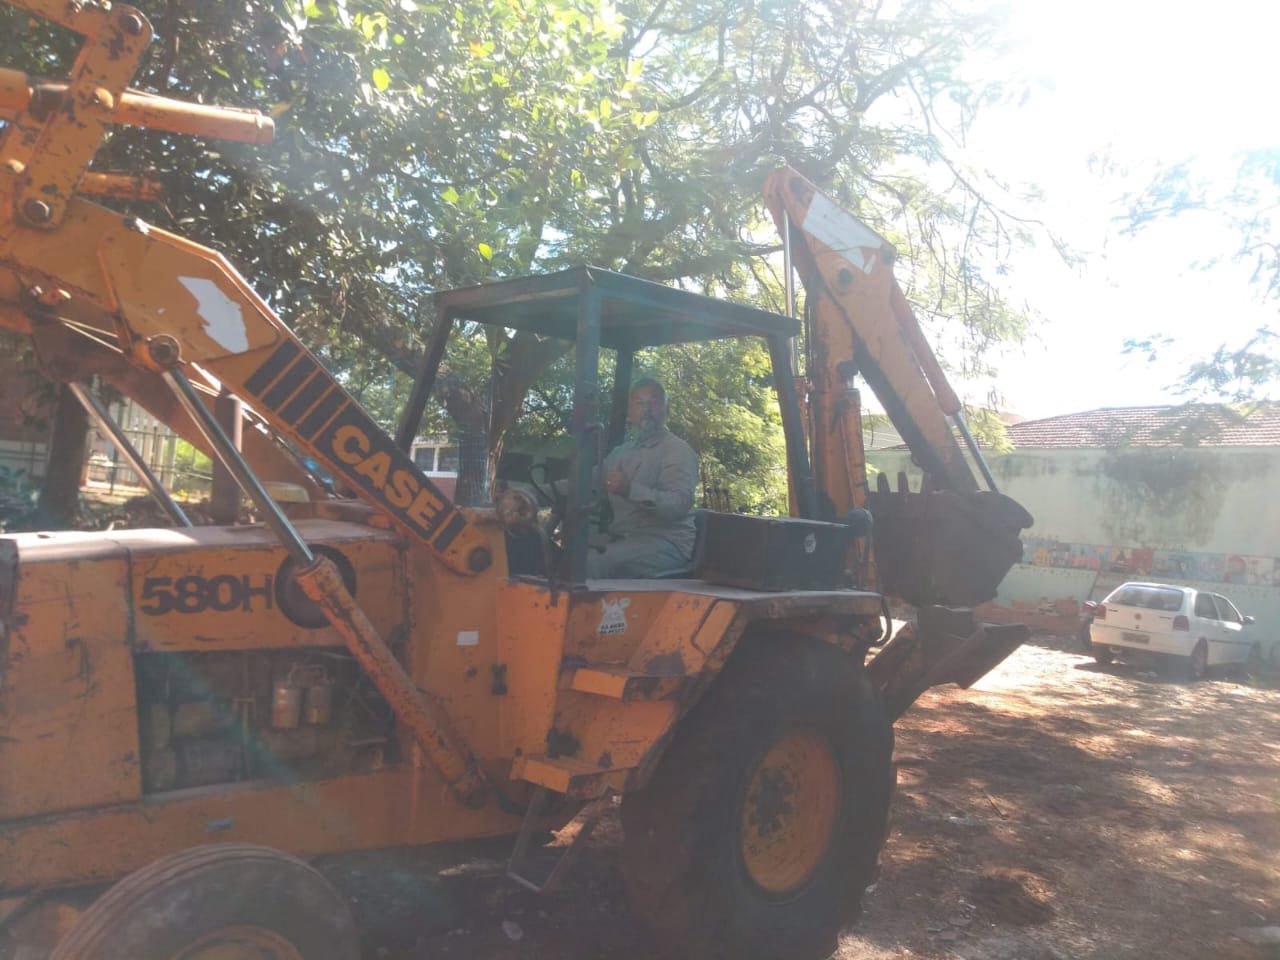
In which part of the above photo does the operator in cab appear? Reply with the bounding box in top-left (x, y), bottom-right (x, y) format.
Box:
top-left (587, 377), bottom-right (698, 578)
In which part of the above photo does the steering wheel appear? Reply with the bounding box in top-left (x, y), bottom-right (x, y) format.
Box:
top-left (527, 464), bottom-right (567, 547)
top-left (528, 428), bottom-right (611, 572)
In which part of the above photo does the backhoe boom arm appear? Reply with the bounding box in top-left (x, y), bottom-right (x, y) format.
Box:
top-left (764, 167), bottom-right (1032, 608)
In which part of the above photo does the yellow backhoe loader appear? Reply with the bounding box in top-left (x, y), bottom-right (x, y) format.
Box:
top-left (0, 4), bottom-right (1031, 957)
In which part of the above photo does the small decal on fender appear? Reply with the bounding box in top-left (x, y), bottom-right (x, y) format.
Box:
top-left (597, 597), bottom-right (631, 636)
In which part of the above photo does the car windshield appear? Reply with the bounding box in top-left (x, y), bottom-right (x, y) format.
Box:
top-left (1110, 585), bottom-right (1184, 611)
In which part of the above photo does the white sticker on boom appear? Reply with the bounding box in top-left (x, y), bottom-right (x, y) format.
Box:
top-left (179, 276), bottom-right (249, 353)
top-left (456, 630), bottom-right (480, 647)
top-left (800, 192), bottom-right (891, 274)
top-left (597, 597), bottom-right (630, 636)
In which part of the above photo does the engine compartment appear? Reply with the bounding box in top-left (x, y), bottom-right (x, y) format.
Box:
top-left (136, 649), bottom-right (400, 793)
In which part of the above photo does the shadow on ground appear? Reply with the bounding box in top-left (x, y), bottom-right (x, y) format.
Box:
top-left (317, 635), bottom-right (1280, 960)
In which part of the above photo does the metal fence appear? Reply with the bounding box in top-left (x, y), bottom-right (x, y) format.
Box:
top-left (85, 426), bottom-right (211, 496)
top-left (0, 441), bottom-right (45, 483)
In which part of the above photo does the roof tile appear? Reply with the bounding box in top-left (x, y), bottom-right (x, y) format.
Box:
top-left (1005, 404), bottom-right (1280, 449)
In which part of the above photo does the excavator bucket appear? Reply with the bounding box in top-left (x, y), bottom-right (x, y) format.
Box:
top-left (868, 484), bottom-right (1034, 609)
top-left (866, 606), bottom-right (1028, 721)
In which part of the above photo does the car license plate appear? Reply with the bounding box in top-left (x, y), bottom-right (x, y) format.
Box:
top-left (1122, 631), bottom-right (1150, 645)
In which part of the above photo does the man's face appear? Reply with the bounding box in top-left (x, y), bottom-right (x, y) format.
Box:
top-left (627, 385), bottom-right (665, 434)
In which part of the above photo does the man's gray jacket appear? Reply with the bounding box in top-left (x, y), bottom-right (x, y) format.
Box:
top-left (589, 427), bottom-right (698, 577)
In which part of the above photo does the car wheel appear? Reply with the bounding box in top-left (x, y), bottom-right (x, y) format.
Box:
top-left (1092, 645), bottom-right (1114, 666)
top-left (1183, 639), bottom-right (1209, 682)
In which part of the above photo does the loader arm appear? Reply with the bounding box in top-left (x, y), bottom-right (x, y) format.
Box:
top-left (764, 167), bottom-right (1031, 608)
top-left (21, 314), bottom-right (323, 496)
top-left (0, 0), bottom-right (488, 576)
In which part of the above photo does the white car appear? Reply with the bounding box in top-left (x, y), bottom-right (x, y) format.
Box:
top-left (1087, 581), bottom-right (1258, 680)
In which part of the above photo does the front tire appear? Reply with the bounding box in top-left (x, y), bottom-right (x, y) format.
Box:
top-left (50, 844), bottom-right (360, 960)
top-left (620, 634), bottom-right (894, 960)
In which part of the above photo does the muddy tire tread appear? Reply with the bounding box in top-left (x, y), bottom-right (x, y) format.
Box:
top-left (50, 843), bottom-right (358, 960)
top-left (621, 634), bottom-right (894, 960)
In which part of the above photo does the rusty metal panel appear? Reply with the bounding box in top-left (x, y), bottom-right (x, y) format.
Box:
top-left (542, 691), bottom-right (676, 783)
top-left (118, 521), bottom-right (405, 653)
top-left (494, 579), bottom-right (570, 766)
top-left (0, 767), bottom-right (530, 894)
top-left (403, 514), bottom-right (508, 763)
top-left (563, 589), bottom-right (671, 664)
top-left (0, 537), bottom-right (141, 820)
top-left (15, 5), bottom-right (152, 228)
top-left (0, 539), bottom-right (16, 684)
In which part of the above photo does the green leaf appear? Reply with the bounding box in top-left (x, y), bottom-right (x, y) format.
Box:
top-left (372, 68), bottom-right (391, 91)
top-left (599, 97), bottom-right (612, 119)
top-left (477, 242), bottom-right (494, 260)
top-left (442, 186), bottom-right (460, 203)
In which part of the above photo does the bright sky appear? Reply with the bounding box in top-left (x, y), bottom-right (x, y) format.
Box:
top-left (947, 0), bottom-right (1280, 419)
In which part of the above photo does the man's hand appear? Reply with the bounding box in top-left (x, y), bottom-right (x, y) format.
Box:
top-left (605, 469), bottom-right (630, 497)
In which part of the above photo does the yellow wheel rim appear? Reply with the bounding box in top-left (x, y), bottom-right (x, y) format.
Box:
top-left (740, 730), bottom-right (839, 896)
top-left (174, 927), bottom-right (303, 960)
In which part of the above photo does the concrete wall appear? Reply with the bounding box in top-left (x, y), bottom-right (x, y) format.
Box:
top-left (869, 446), bottom-right (1280, 658)
top-left (988, 447), bottom-right (1276, 557)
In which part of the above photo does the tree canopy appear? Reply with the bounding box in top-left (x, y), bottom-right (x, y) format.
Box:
top-left (1124, 150), bottom-right (1280, 405)
top-left (1, 0), bottom-right (1037, 511)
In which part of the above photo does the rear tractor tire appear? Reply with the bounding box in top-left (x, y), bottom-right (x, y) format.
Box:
top-left (50, 843), bottom-right (360, 960)
top-left (620, 635), bottom-right (895, 960)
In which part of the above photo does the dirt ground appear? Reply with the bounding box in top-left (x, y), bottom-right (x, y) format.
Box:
top-left (320, 633), bottom-right (1280, 960)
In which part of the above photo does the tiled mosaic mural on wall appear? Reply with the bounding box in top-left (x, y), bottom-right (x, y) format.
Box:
top-left (1021, 539), bottom-right (1280, 587)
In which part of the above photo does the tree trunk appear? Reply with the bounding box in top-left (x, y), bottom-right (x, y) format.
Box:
top-left (438, 333), bottom-right (569, 502)
top-left (439, 378), bottom-right (490, 505)
top-left (38, 384), bottom-right (90, 526)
